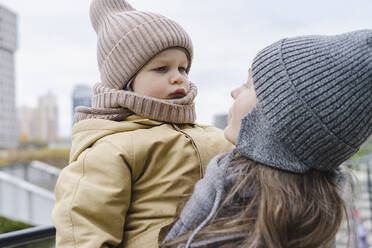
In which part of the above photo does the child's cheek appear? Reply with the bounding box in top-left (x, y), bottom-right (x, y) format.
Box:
top-left (150, 84), bottom-right (169, 98)
top-left (185, 80), bottom-right (191, 92)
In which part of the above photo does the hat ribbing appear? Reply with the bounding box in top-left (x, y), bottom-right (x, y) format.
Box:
top-left (235, 30), bottom-right (372, 173)
top-left (90, 0), bottom-right (193, 89)
top-left (74, 82), bottom-right (197, 124)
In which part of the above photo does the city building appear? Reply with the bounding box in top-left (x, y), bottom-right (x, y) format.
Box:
top-left (36, 92), bottom-right (59, 143)
top-left (0, 5), bottom-right (18, 149)
top-left (17, 92), bottom-right (59, 144)
top-left (72, 84), bottom-right (92, 123)
top-left (18, 106), bottom-right (38, 141)
top-left (213, 113), bottom-right (228, 130)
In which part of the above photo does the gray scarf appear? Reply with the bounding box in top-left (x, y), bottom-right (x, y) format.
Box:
top-left (162, 152), bottom-right (348, 248)
top-left (162, 152), bottom-right (237, 247)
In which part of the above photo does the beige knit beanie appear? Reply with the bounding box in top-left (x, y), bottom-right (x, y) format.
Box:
top-left (90, 0), bottom-right (193, 89)
top-left (74, 0), bottom-right (197, 124)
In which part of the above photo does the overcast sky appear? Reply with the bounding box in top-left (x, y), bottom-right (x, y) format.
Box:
top-left (0, 0), bottom-right (371, 137)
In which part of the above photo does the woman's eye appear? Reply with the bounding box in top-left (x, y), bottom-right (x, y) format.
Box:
top-left (154, 66), bottom-right (167, 72)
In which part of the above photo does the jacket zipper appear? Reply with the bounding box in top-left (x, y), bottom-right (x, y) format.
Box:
top-left (171, 124), bottom-right (204, 178)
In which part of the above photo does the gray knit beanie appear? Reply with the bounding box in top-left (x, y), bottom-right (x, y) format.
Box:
top-left (90, 0), bottom-right (193, 89)
top-left (235, 29), bottom-right (372, 173)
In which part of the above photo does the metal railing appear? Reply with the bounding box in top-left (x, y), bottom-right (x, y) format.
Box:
top-left (0, 226), bottom-right (55, 248)
top-left (0, 155), bottom-right (370, 247)
top-left (0, 171), bottom-right (55, 226)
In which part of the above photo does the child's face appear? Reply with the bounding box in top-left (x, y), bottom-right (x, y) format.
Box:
top-left (132, 48), bottom-right (190, 99)
top-left (224, 69), bottom-right (257, 144)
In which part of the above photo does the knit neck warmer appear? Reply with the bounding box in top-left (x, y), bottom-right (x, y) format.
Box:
top-left (74, 82), bottom-right (197, 124)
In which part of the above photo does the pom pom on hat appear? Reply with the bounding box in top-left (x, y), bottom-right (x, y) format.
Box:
top-left (90, 0), bottom-right (135, 33)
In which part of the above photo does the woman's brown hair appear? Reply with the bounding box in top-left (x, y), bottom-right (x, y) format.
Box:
top-left (163, 155), bottom-right (351, 248)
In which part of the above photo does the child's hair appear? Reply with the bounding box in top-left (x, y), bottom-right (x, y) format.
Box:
top-left (164, 155), bottom-right (351, 248)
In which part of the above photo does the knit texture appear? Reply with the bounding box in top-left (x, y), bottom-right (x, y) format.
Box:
top-left (90, 0), bottom-right (193, 89)
top-left (75, 82), bottom-right (197, 124)
top-left (76, 0), bottom-right (196, 124)
top-left (235, 29), bottom-right (372, 173)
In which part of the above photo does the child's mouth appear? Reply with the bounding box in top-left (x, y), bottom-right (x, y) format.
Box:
top-left (169, 89), bottom-right (186, 99)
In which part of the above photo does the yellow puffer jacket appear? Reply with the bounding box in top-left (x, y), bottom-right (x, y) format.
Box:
top-left (52, 115), bottom-right (234, 248)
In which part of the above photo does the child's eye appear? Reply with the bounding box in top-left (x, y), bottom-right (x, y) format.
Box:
top-left (178, 67), bottom-right (186, 73)
top-left (154, 66), bottom-right (167, 72)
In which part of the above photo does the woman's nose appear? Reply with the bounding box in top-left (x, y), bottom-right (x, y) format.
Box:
top-left (231, 87), bottom-right (241, 99)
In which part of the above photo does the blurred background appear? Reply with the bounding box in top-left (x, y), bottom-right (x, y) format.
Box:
top-left (0, 0), bottom-right (370, 247)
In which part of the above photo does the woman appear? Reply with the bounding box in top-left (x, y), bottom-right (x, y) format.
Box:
top-left (162, 29), bottom-right (372, 248)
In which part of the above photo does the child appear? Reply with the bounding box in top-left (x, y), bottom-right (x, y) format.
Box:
top-left (51, 0), bottom-right (234, 247)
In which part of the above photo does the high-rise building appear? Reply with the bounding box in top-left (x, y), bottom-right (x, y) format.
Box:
top-left (0, 5), bottom-right (18, 149)
top-left (72, 84), bottom-right (92, 122)
top-left (18, 106), bottom-right (38, 141)
top-left (37, 92), bottom-right (59, 142)
top-left (17, 93), bottom-right (59, 144)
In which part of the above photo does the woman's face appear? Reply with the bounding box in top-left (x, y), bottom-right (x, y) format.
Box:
top-left (224, 69), bottom-right (257, 144)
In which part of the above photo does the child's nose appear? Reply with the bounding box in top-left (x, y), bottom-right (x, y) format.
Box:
top-left (170, 71), bottom-right (185, 84)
